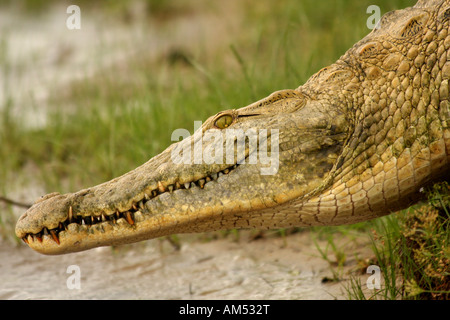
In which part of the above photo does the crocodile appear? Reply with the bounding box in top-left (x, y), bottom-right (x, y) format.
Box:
top-left (15, 0), bottom-right (450, 255)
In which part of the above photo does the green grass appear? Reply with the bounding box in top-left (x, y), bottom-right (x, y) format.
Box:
top-left (312, 183), bottom-right (449, 300)
top-left (1, 0), bottom-right (446, 299)
top-left (311, 183), bottom-right (449, 300)
top-left (341, 183), bottom-right (450, 300)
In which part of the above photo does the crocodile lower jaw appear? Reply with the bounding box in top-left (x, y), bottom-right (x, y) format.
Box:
top-left (18, 164), bottom-right (241, 254)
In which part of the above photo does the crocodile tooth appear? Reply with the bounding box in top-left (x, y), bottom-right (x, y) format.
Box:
top-left (157, 181), bottom-right (166, 193)
top-left (190, 182), bottom-right (196, 188)
top-left (132, 203), bottom-right (138, 211)
top-left (175, 182), bottom-right (182, 189)
top-left (36, 232), bottom-right (42, 243)
top-left (22, 237), bottom-right (29, 244)
top-left (223, 168), bottom-right (230, 174)
top-left (124, 212), bottom-right (135, 225)
top-left (205, 176), bottom-right (212, 182)
top-left (198, 179), bottom-right (205, 188)
top-left (68, 206), bottom-right (73, 222)
top-left (168, 185), bottom-right (174, 193)
top-left (152, 190), bottom-right (158, 197)
top-left (115, 210), bottom-right (120, 219)
top-left (101, 214), bottom-right (107, 222)
top-left (138, 200), bottom-right (145, 210)
top-left (144, 193), bottom-right (150, 201)
top-left (184, 182), bottom-right (190, 189)
top-left (50, 230), bottom-right (60, 245)
top-left (212, 173), bottom-right (218, 180)
top-left (218, 172), bottom-right (224, 177)
top-left (27, 234), bottom-right (33, 243)
top-left (43, 227), bottom-right (49, 235)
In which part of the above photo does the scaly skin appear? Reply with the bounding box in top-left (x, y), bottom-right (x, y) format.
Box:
top-left (16, 0), bottom-right (449, 254)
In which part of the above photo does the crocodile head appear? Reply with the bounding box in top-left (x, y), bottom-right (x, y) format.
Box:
top-left (15, 88), bottom-right (355, 254)
top-left (15, 0), bottom-right (450, 254)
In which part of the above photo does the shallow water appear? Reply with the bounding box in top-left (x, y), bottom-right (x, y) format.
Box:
top-left (0, 231), bottom-right (370, 300)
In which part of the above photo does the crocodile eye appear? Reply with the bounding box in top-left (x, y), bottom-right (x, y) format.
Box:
top-left (214, 114), bottom-right (234, 129)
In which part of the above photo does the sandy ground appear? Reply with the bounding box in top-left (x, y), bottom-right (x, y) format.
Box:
top-left (0, 231), bottom-right (373, 300)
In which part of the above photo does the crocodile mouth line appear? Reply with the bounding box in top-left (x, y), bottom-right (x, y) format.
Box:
top-left (21, 163), bottom-right (240, 245)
